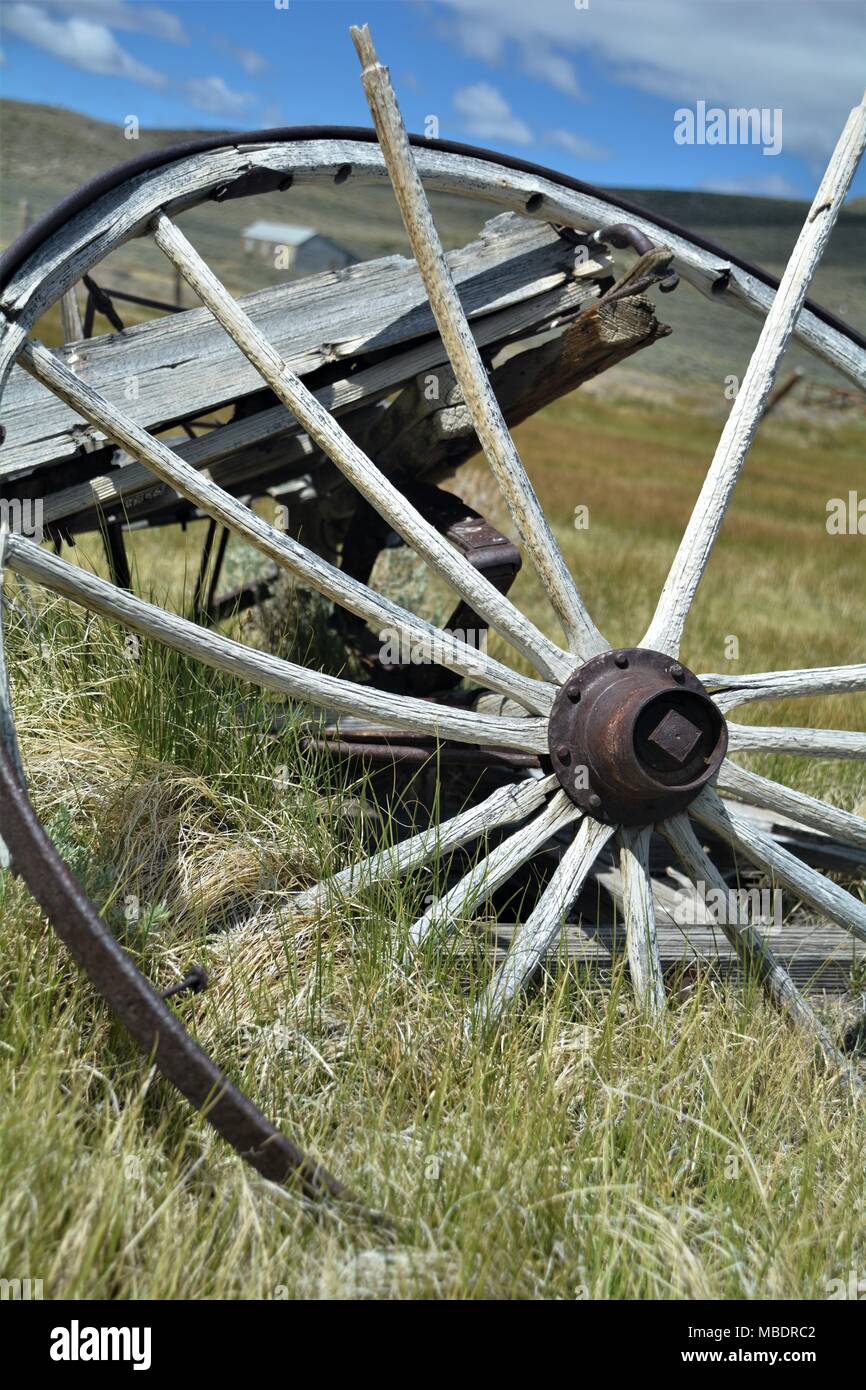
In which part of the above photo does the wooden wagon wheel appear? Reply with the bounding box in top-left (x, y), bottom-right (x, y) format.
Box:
top-left (2, 25), bottom-right (866, 1202)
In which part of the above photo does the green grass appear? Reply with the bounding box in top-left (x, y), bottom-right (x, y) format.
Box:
top-left (1, 384), bottom-right (865, 1299)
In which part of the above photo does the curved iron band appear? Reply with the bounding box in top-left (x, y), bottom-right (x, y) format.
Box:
top-left (0, 125), bottom-right (863, 354)
top-left (0, 741), bottom-right (345, 1203)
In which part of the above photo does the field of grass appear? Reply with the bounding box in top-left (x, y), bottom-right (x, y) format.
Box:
top-left (1, 372), bottom-right (865, 1299)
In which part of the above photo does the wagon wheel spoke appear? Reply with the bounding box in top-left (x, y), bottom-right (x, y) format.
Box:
top-left (705, 663), bottom-right (866, 713)
top-left (727, 723), bottom-right (866, 759)
top-left (18, 341), bottom-right (552, 714)
top-left (150, 211), bottom-right (569, 686)
top-left (4, 537), bottom-right (547, 752)
top-left (618, 826), bottom-right (666, 1016)
top-left (351, 24), bottom-right (607, 662)
top-left (291, 774), bottom-right (557, 913)
top-left (410, 791), bottom-right (580, 947)
top-left (474, 817), bottom-right (616, 1026)
top-left (690, 787), bottom-right (866, 944)
top-left (642, 93), bottom-right (866, 657)
top-left (717, 759), bottom-right (866, 850)
top-left (660, 813), bottom-right (859, 1088)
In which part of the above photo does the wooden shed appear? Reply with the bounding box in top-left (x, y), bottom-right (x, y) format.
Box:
top-left (240, 221), bottom-right (354, 273)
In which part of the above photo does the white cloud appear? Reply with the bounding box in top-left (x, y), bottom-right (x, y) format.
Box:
top-left (446, 16), bottom-right (506, 65)
top-left (438, 0), bottom-right (866, 163)
top-left (522, 43), bottom-right (581, 98)
top-left (183, 74), bottom-right (255, 117)
top-left (37, 0), bottom-right (186, 44)
top-left (453, 82), bottom-right (533, 145)
top-left (545, 127), bottom-right (610, 161)
top-left (213, 36), bottom-right (270, 78)
top-left (701, 172), bottom-right (802, 199)
top-left (3, 2), bottom-right (166, 86)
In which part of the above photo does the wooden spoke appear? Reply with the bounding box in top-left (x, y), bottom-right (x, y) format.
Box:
top-left (727, 723), bottom-right (866, 759)
top-left (474, 816), bottom-right (615, 1026)
top-left (17, 340), bottom-right (552, 713)
top-left (661, 813), bottom-right (859, 1088)
top-left (618, 826), bottom-right (666, 1016)
top-left (351, 24), bottom-right (607, 661)
top-left (690, 787), bottom-right (866, 944)
top-left (150, 210), bottom-right (570, 685)
top-left (292, 774), bottom-right (557, 913)
top-left (704, 664), bottom-right (866, 713)
top-left (410, 791), bottom-right (580, 947)
top-left (643, 92), bottom-right (866, 657)
top-left (3, 536), bottom-right (549, 753)
top-left (716, 760), bottom-right (866, 850)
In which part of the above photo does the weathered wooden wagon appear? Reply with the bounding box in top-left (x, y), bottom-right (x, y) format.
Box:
top-left (1, 27), bottom-right (865, 1207)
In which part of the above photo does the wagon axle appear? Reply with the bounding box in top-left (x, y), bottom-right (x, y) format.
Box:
top-left (548, 648), bottom-right (728, 826)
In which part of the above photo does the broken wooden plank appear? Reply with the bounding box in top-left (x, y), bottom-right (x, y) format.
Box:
top-left (38, 277), bottom-right (659, 535)
top-left (0, 213), bottom-right (607, 480)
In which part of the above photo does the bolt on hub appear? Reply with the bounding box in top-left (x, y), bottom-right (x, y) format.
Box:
top-left (547, 648), bottom-right (728, 826)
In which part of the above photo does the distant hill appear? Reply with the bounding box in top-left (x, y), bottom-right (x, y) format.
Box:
top-left (2, 99), bottom-right (863, 386)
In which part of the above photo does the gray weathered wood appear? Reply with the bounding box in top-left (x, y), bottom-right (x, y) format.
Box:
top-left (717, 759), bottom-right (866, 849)
top-left (706, 664), bottom-right (866, 713)
top-left (691, 786), bottom-right (866, 945)
top-left (474, 816), bottom-right (615, 1025)
top-left (643, 91), bottom-right (866, 657)
top-left (480, 916), bottom-right (863, 993)
top-left (151, 209), bottom-right (570, 682)
top-left (727, 723), bottom-right (866, 758)
top-left (3, 534), bottom-right (549, 751)
top-left (352, 24), bottom-right (608, 660)
top-left (410, 791), bottom-right (580, 947)
top-left (18, 340), bottom-right (552, 711)
top-left (1, 140), bottom-right (861, 394)
top-left (659, 813), bottom-right (860, 1087)
top-left (0, 213), bottom-right (605, 479)
top-left (618, 825), bottom-right (666, 1016)
top-left (40, 277), bottom-right (649, 533)
top-left (291, 773), bottom-right (556, 913)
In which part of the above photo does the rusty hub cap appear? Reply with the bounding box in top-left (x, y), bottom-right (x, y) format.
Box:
top-left (547, 648), bottom-right (728, 826)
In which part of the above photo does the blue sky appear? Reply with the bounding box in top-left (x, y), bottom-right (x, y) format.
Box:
top-left (1, 0), bottom-right (864, 198)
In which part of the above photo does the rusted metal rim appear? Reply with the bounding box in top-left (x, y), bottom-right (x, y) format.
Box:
top-left (0, 740), bottom-right (351, 1205)
top-left (1, 126), bottom-right (864, 354)
top-left (548, 648), bottom-right (728, 825)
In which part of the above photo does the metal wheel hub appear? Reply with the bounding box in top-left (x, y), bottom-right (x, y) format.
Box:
top-left (548, 648), bottom-right (728, 826)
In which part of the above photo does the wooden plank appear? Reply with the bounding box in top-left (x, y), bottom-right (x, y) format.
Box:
top-left (0, 213), bottom-right (606, 479)
top-left (476, 920), bottom-right (863, 994)
top-left (39, 271), bottom-right (625, 531)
